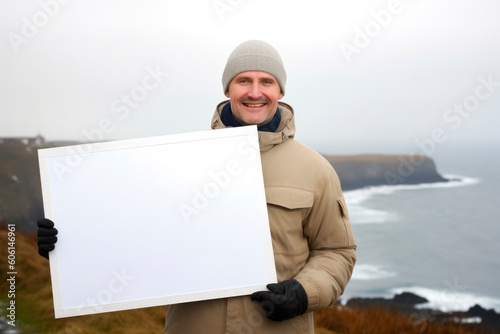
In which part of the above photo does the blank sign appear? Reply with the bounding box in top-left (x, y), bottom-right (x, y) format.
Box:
top-left (38, 126), bottom-right (276, 318)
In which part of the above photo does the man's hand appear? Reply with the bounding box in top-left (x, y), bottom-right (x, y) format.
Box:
top-left (37, 218), bottom-right (58, 259)
top-left (251, 279), bottom-right (308, 322)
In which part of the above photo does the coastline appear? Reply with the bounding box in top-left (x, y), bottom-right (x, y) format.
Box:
top-left (338, 172), bottom-right (500, 332)
top-left (1, 142), bottom-right (451, 233)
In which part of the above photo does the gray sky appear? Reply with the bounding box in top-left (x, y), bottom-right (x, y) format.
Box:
top-left (1, 0), bottom-right (499, 155)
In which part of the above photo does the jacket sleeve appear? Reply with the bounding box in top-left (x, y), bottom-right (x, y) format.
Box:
top-left (293, 167), bottom-right (357, 312)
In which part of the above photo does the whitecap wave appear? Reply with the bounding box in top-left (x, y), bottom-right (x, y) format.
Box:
top-left (390, 286), bottom-right (500, 313)
top-left (343, 174), bottom-right (480, 206)
top-left (351, 264), bottom-right (398, 280)
top-left (348, 205), bottom-right (399, 224)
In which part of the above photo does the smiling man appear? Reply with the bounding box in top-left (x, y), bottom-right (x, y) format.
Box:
top-left (165, 40), bottom-right (357, 333)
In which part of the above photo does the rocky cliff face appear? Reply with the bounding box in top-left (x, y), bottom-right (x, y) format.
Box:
top-left (324, 154), bottom-right (448, 191)
top-left (0, 143), bottom-right (43, 233)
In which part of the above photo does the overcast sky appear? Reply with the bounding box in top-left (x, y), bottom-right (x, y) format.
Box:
top-left (1, 0), bottom-right (499, 155)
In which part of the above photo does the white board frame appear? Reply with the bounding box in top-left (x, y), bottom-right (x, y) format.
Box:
top-left (38, 126), bottom-right (276, 318)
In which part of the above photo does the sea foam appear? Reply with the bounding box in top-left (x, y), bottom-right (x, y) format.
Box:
top-left (343, 174), bottom-right (479, 225)
top-left (351, 264), bottom-right (397, 280)
top-left (391, 286), bottom-right (500, 313)
top-left (344, 174), bottom-right (480, 205)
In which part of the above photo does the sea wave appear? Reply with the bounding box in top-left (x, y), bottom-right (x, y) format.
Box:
top-left (390, 286), bottom-right (500, 313)
top-left (350, 264), bottom-right (398, 281)
top-left (343, 174), bottom-right (480, 206)
top-left (348, 205), bottom-right (399, 224)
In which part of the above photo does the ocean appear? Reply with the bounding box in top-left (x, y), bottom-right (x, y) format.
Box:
top-left (340, 147), bottom-right (500, 313)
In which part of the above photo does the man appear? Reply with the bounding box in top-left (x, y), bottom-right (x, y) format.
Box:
top-left (38, 40), bottom-right (356, 333)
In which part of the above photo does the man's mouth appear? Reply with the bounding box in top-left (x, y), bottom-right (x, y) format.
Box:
top-left (243, 103), bottom-right (266, 108)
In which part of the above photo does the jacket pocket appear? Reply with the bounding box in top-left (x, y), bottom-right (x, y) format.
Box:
top-left (265, 187), bottom-right (314, 209)
top-left (264, 187), bottom-right (314, 279)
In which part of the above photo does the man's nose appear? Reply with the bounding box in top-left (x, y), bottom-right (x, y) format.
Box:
top-left (247, 83), bottom-right (263, 99)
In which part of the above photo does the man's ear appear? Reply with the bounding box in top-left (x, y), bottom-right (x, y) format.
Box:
top-left (225, 91), bottom-right (230, 98)
top-left (279, 92), bottom-right (284, 99)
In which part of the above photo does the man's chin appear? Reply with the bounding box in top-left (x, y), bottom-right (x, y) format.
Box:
top-left (233, 109), bottom-right (274, 126)
top-left (241, 117), bottom-right (270, 127)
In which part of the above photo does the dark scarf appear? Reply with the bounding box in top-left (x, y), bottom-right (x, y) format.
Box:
top-left (220, 102), bottom-right (281, 133)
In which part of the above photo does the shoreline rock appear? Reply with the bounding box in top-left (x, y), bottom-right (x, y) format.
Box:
top-left (344, 292), bottom-right (500, 332)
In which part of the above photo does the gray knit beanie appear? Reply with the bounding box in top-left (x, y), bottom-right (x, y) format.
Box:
top-left (222, 40), bottom-right (286, 95)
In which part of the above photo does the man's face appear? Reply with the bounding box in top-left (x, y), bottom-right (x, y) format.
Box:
top-left (225, 71), bottom-right (283, 126)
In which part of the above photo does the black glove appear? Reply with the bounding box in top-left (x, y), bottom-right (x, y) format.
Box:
top-left (37, 218), bottom-right (58, 260)
top-left (251, 279), bottom-right (308, 322)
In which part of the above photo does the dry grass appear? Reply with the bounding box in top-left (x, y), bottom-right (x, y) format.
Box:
top-left (1, 228), bottom-right (493, 333)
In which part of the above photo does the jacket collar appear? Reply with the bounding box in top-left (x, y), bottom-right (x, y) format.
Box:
top-left (211, 100), bottom-right (296, 153)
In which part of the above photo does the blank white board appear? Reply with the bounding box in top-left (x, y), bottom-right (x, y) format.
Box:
top-left (38, 126), bottom-right (276, 318)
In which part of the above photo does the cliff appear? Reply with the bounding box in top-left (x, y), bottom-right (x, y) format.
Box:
top-left (0, 143), bottom-right (44, 233)
top-left (324, 154), bottom-right (448, 191)
top-left (0, 141), bottom-right (78, 233)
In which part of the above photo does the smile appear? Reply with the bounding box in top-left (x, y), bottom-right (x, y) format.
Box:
top-left (244, 103), bottom-right (266, 107)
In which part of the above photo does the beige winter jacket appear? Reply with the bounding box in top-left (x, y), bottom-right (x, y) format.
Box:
top-left (164, 101), bottom-right (356, 334)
